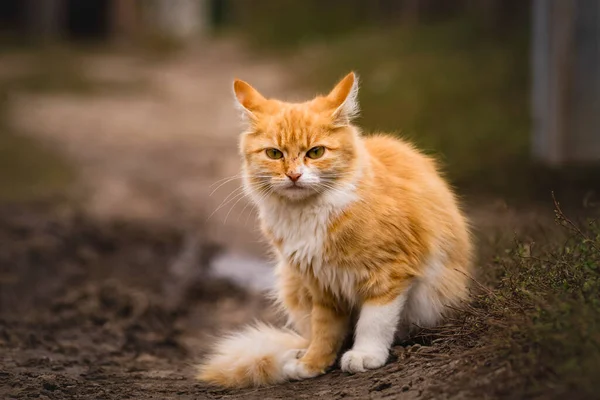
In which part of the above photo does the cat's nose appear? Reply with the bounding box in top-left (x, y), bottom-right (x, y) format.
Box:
top-left (286, 172), bottom-right (302, 182)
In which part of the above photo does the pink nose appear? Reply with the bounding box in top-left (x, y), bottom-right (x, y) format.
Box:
top-left (286, 172), bottom-right (302, 182)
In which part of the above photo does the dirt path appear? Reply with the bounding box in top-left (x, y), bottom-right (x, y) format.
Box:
top-left (1, 205), bottom-right (504, 400)
top-left (7, 40), bottom-right (311, 257)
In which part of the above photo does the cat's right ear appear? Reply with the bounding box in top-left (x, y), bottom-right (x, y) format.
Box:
top-left (233, 79), bottom-right (266, 120)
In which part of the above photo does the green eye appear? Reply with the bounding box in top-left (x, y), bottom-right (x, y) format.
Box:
top-left (266, 148), bottom-right (283, 159)
top-left (306, 146), bottom-right (325, 159)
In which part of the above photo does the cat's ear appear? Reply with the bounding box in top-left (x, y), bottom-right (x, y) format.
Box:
top-left (233, 79), bottom-right (267, 119)
top-left (327, 72), bottom-right (359, 126)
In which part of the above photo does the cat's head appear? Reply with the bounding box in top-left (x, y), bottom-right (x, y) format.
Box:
top-left (234, 72), bottom-right (362, 202)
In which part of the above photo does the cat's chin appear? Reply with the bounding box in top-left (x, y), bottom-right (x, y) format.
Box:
top-left (276, 186), bottom-right (316, 202)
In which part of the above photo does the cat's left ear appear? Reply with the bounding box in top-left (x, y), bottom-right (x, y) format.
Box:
top-left (327, 72), bottom-right (359, 126)
top-left (233, 79), bottom-right (267, 119)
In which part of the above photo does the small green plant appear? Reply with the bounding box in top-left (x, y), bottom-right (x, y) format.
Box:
top-left (505, 195), bottom-right (600, 396)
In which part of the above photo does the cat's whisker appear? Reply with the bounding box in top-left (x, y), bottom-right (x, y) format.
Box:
top-left (209, 190), bottom-right (248, 221)
top-left (209, 174), bottom-right (273, 196)
top-left (244, 204), bottom-right (258, 227)
top-left (240, 190), bottom-right (265, 223)
top-left (321, 171), bottom-right (356, 177)
top-left (224, 191), bottom-right (250, 224)
top-left (224, 181), bottom-right (275, 224)
top-left (320, 175), bottom-right (356, 182)
top-left (219, 185), bottom-right (245, 205)
top-left (254, 185), bottom-right (275, 203)
top-left (240, 186), bottom-right (272, 225)
top-left (316, 182), bottom-right (348, 195)
top-left (207, 186), bottom-right (247, 220)
top-left (248, 182), bottom-right (272, 193)
top-left (209, 177), bottom-right (244, 196)
top-left (223, 181), bottom-right (273, 223)
top-left (209, 173), bottom-right (243, 189)
top-left (237, 196), bottom-right (255, 224)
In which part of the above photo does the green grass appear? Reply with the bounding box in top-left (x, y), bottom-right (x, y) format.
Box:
top-left (484, 203), bottom-right (599, 397)
top-left (295, 20), bottom-right (530, 194)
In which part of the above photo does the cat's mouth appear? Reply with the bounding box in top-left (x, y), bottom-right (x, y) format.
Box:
top-left (278, 183), bottom-right (314, 200)
top-left (282, 180), bottom-right (307, 190)
top-left (286, 184), bottom-right (304, 190)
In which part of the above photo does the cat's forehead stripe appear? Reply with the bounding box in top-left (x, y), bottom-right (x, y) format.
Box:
top-left (265, 107), bottom-right (322, 150)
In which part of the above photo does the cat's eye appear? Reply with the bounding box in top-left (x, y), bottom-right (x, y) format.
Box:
top-left (306, 146), bottom-right (325, 159)
top-left (265, 148), bottom-right (283, 159)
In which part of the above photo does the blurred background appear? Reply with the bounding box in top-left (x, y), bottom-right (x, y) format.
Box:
top-left (0, 1), bottom-right (599, 399)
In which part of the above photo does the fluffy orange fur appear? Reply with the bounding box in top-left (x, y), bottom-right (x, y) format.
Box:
top-left (197, 72), bottom-right (473, 388)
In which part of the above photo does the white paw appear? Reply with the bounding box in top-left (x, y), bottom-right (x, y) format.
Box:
top-left (282, 358), bottom-right (320, 381)
top-left (340, 349), bottom-right (388, 374)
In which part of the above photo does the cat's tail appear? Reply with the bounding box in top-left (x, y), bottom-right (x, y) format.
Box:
top-left (197, 323), bottom-right (309, 388)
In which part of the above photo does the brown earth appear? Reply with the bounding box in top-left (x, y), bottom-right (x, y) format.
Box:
top-left (0, 203), bottom-right (535, 400)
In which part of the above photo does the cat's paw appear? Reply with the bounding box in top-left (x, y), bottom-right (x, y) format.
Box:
top-left (282, 358), bottom-right (321, 381)
top-left (340, 349), bottom-right (388, 374)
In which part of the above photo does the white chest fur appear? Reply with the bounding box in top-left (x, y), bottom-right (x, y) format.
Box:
top-left (264, 201), bottom-right (328, 269)
top-left (258, 189), bottom-right (362, 302)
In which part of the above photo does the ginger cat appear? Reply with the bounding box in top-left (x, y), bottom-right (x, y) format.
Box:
top-left (198, 72), bottom-right (472, 387)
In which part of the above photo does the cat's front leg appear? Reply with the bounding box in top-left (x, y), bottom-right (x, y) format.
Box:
top-left (283, 301), bottom-right (348, 380)
top-left (341, 292), bottom-right (408, 373)
top-left (276, 262), bottom-right (313, 339)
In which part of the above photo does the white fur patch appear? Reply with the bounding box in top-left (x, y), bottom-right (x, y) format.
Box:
top-left (254, 181), bottom-right (361, 302)
top-left (403, 253), bottom-right (447, 329)
top-left (282, 358), bottom-right (320, 381)
top-left (341, 293), bottom-right (407, 373)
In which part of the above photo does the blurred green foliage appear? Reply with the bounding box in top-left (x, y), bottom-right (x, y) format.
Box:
top-left (299, 20), bottom-right (530, 193)
top-left (5, 47), bottom-right (148, 95)
top-left (0, 46), bottom-right (154, 203)
top-left (223, 0), bottom-right (527, 49)
top-left (0, 91), bottom-right (73, 203)
top-left (223, 0), bottom-right (531, 194)
top-left (491, 210), bottom-right (600, 397)
top-left (228, 0), bottom-right (368, 47)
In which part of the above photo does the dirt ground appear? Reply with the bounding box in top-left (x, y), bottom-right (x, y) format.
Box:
top-left (1, 203), bottom-right (532, 400)
top-left (0, 41), bottom-right (554, 399)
